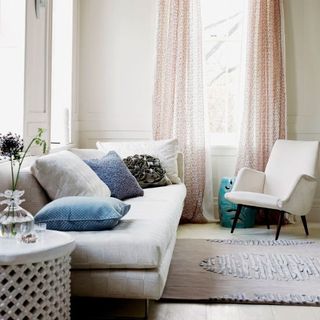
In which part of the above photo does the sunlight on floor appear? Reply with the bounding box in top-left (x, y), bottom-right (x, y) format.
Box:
top-left (177, 221), bottom-right (320, 242)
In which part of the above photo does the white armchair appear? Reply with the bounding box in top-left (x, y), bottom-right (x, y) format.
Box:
top-left (225, 140), bottom-right (319, 240)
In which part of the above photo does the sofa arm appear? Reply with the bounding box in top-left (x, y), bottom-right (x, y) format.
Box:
top-left (232, 167), bottom-right (265, 193)
top-left (281, 174), bottom-right (318, 216)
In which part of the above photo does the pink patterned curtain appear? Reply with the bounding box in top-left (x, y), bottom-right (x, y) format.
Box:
top-left (153, 0), bottom-right (206, 223)
top-left (235, 0), bottom-right (287, 172)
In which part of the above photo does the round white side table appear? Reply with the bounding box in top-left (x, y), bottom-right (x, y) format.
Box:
top-left (0, 230), bottom-right (75, 320)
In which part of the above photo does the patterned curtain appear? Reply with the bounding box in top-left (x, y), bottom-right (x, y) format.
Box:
top-left (153, 0), bottom-right (207, 223)
top-left (235, 0), bottom-right (287, 173)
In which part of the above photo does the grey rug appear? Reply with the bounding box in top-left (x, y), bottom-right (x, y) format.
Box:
top-left (161, 239), bottom-right (320, 305)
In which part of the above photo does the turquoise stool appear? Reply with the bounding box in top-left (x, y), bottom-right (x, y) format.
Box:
top-left (218, 177), bottom-right (257, 228)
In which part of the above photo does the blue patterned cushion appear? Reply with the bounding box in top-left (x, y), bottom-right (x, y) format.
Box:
top-left (84, 151), bottom-right (144, 200)
top-left (34, 196), bottom-right (130, 231)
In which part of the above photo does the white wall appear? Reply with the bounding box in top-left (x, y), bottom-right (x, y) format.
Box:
top-left (284, 0), bottom-right (320, 221)
top-left (285, 0), bottom-right (320, 142)
top-left (78, 0), bottom-right (156, 147)
top-left (78, 0), bottom-right (320, 221)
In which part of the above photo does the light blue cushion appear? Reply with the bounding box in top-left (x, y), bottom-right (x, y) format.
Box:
top-left (34, 196), bottom-right (130, 231)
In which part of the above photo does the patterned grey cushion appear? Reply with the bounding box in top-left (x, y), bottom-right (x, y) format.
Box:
top-left (123, 154), bottom-right (172, 188)
top-left (84, 151), bottom-right (144, 200)
top-left (34, 196), bottom-right (130, 231)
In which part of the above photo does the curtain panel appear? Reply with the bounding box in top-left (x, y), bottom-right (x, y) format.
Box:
top-left (235, 0), bottom-right (287, 173)
top-left (153, 0), bottom-right (207, 223)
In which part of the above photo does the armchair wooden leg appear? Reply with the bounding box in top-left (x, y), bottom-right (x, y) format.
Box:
top-left (275, 211), bottom-right (285, 240)
top-left (301, 215), bottom-right (309, 236)
top-left (231, 205), bottom-right (242, 234)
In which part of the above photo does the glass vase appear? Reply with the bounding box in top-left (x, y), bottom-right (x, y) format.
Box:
top-left (0, 190), bottom-right (34, 238)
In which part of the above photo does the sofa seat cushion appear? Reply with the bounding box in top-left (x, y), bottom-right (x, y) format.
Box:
top-left (70, 184), bottom-right (186, 269)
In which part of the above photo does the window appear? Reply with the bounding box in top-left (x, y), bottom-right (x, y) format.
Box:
top-left (50, 0), bottom-right (74, 146)
top-left (0, 0), bottom-right (76, 149)
top-left (202, 0), bottom-right (246, 145)
top-left (0, 0), bottom-right (26, 135)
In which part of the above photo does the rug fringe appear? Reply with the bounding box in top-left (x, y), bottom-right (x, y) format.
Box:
top-left (207, 293), bottom-right (320, 305)
top-left (207, 239), bottom-right (316, 246)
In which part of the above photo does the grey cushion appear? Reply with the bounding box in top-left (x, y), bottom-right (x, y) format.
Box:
top-left (84, 151), bottom-right (144, 200)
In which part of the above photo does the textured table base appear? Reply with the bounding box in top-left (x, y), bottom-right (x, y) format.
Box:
top-left (0, 255), bottom-right (71, 320)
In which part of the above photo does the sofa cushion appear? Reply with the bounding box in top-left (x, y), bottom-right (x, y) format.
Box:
top-left (84, 151), bottom-right (144, 200)
top-left (96, 139), bottom-right (181, 184)
top-left (0, 163), bottom-right (50, 215)
top-left (35, 196), bottom-right (130, 231)
top-left (70, 148), bottom-right (105, 160)
top-left (31, 151), bottom-right (111, 200)
top-left (69, 183), bottom-right (186, 269)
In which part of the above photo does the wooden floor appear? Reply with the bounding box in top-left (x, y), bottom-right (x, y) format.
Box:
top-left (72, 222), bottom-right (320, 320)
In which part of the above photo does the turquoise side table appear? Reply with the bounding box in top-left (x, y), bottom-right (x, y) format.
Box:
top-left (218, 177), bottom-right (257, 228)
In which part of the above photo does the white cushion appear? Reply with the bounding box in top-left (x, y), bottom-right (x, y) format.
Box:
top-left (69, 184), bottom-right (186, 269)
top-left (225, 191), bottom-right (282, 210)
top-left (70, 148), bottom-right (105, 160)
top-left (31, 151), bottom-right (111, 200)
top-left (96, 139), bottom-right (181, 184)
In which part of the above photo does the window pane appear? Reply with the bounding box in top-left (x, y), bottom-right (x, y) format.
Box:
top-left (0, 0), bottom-right (25, 135)
top-left (51, 0), bottom-right (73, 146)
top-left (202, 0), bottom-right (246, 144)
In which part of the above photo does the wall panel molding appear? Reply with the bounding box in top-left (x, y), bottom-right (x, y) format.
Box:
top-left (79, 129), bottom-right (153, 148)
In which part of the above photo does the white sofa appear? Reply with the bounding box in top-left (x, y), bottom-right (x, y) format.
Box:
top-left (0, 151), bottom-right (186, 300)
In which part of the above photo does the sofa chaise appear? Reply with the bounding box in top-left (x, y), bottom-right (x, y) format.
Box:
top-left (0, 150), bottom-right (186, 300)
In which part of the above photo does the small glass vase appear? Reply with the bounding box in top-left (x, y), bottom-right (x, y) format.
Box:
top-left (0, 190), bottom-right (34, 238)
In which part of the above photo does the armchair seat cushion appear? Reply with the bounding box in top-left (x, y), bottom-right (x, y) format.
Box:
top-left (225, 191), bottom-right (282, 210)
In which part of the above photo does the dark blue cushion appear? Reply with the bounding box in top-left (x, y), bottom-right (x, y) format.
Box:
top-left (84, 151), bottom-right (144, 200)
top-left (34, 196), bottom-right (130, 231)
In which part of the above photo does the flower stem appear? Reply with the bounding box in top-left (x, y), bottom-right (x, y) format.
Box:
top-left (13, 138), bottom-right (36, 191)
top-left (10, 155), bottom-right (15, 191)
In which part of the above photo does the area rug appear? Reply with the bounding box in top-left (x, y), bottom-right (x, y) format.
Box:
top-left (161, 239), bottom-right (320, 306)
